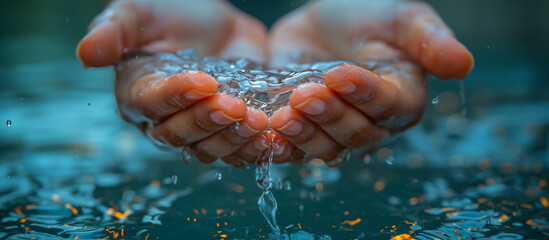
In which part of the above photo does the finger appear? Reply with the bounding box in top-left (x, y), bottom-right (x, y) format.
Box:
top-left (324, 64), bottom-right (425, 129)
top-left (147, 93), bottom-right (246, 147)
top-left (309, 0), bottom-right (473, 79)
top-left (393, 2), bottom-right (474, 79)
top-left (120, 70), bottom-right (218, 121)
top-left (191, 108), bottom-right (269, 162)
top-left (77, 1), bottom-right (154, 67)
top-left (289, 82), bottom-right (391, 148)
top-left (271, 106), bottom-right (344, 163)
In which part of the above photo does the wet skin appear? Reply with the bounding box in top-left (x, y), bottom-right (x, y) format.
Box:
top-left (77, 0), bottom-right (473, 167)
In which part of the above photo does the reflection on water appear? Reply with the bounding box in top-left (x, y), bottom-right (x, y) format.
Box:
top-left (0, 58), bottom-right (548, 239)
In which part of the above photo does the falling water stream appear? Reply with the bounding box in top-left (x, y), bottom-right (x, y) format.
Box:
top-left (255, 130), bottom-right (281, 237)
top-left (138, 49), bottom-right (357, 237)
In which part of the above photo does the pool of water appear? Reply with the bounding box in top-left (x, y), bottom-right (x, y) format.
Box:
top-left (1, 52), bottom-right (549, 240)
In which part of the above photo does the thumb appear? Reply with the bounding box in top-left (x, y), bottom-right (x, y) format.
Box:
top-left (77, 1), bottom-right (152, 67)
top-left (394, 2), bottom-right (474, 79)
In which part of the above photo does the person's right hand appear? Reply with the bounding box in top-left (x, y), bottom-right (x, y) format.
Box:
top-left (266, 0), bottom-right (474, 166)
top-left (76, 0), bottom-right (270, 167)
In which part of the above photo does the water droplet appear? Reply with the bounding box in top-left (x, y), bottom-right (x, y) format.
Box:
top-left (431, 96), bottom-right (439, 104)
top-left (339, 200), bottom-right (344, 205)
top-left (234, 121), bottom-right (241, 132)
top-left (6, 120), bottom-right (11, 127)
top-left (97, 48), bottom-right (102, 55)
top-left (319, 235), bottom-right (332, 240)
top-left (283, 181), bottom-right (292, 191)
top-left (181, 148), bottom-right (192, 163)
top-left (274, 178), bottom-right (283, 190)
top-left (215, 172), bottom-right (222, 181)
top-left (439, 51), bottom-right (444, 56)
top-left (299, 205), bottom-right (304, 211)
top-left (116, 65), bottom-right (124, 71)
top-left (88, 102), bottom-right (91, 107)
top-left (246, 165), bottom-right (251, 170)
top-left (362, 154), bottom-right (372, 164)
top-left (171, 175), bottom-right (178, 184)
top-left (140, 27), bottom-right (144, 31)
top-left (65, 18), bottom-right (69, 23)
top-left (386, 156), bottom-right (395, 165)
top-left (487, 45), bottom-right (491, 49)
top-left (326, 149), bottom-right (351, 167)
top-left (422, 42), bottom-right (427, 48)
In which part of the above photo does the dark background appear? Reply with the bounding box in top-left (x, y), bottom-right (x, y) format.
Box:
top-left (1, 0), bottom-right (548, 100)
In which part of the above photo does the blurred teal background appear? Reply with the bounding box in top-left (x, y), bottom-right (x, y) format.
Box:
top-left (1, 1), bottom-right (549, 239)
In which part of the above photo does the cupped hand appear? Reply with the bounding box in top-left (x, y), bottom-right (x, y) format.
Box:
top-left (77, 0), bottom-right (271, 167)
top-left (268, 0), bottom-right (474, 166)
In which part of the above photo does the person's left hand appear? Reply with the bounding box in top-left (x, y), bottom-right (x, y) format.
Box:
top-left (267, 0), bottom-right (474, 166)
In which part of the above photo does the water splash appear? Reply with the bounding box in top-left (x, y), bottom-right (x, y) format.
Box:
top-left (6, 120), bottom-right (12, 127)
top-left (141, 49), bottom-right (364, 236)
top-left (215, 172), bottom-right (222, 181)
top-left (138, 49), bottom-right (413, 237)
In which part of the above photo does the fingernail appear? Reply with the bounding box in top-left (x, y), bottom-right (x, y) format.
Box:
top-left (210, 111), bottom-right (241, 125)
top-left (277, 120), bottom-right (302, 136)
top-left (184, 89), bottom-right (211, 101)
top-left (236, 122), bottom-right (260, 137)
top-left (328, 81), bottom-right (356, 94)
top-left (294, 98), bottom-right (325, 115)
